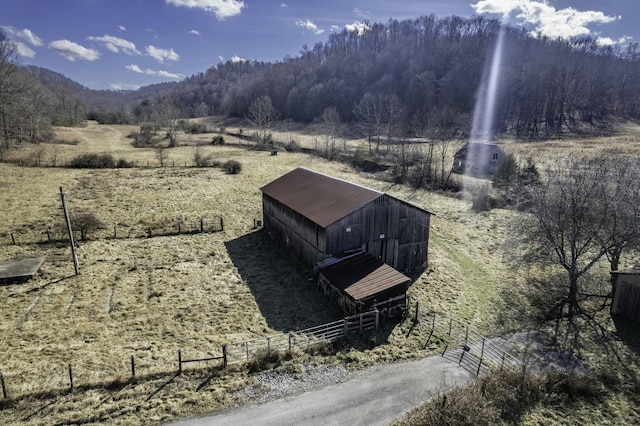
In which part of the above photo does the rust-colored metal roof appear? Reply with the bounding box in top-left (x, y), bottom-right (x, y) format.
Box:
top-left (319, 253), bottom-right (411, 301)
top-left (260, 167), bottom-right (383, 228)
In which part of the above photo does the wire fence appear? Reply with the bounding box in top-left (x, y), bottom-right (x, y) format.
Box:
top-left (0, 310), bottom-right (379, 401)
top-left (1, 216), bottom-right (224, 246)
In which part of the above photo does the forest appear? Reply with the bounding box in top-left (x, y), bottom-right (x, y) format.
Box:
top-left (2, 14), bottom-right (640, 152)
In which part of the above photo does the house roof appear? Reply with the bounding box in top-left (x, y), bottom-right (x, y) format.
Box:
top-left (454, 142), bottom-right (504, 159)
top-left (260, 167), bottom-right (383, 228)
top-left (318, 252), bottom-right (411, 301)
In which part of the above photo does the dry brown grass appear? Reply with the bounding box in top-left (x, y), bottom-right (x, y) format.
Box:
top-left (1, 120), bottom-right (640, 424)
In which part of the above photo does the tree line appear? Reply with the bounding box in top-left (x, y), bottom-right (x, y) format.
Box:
top-left (4, 14), bottom-right (640, 152)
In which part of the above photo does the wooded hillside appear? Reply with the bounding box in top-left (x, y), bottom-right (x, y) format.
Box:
top-left (4, 14), bottom-right (640, 148)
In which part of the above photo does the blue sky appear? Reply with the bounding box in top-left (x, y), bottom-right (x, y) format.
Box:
top-left (2, 0), bottom-right (637, 91)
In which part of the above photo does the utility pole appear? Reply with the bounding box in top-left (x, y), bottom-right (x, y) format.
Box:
top-left (60, 187), bottom-right (79, 275)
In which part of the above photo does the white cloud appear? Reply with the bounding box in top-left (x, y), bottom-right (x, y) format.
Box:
top-left (126, 64), bottom-right (185, 79)
top-left (110, 82), bottom-right (140, 91)
top-left (188, 29), bottom-right (201, 35)
top-left (472, 0), bottom-right (618, 40)
top-left (49, 40), bottom-right (100, 61)
top-left (125, 64), bottom-right (144, 73)
top-left (146, 45), bottom-right (180, 63)
top-left (88, 35), bottom-right (140, 55)
top-left (280, 2), bottom-right (287, 7)
top-left (330, 25), bottom-right (340, 32)
top-left (118, 25), bottom-right (127, 32)
top-left (345, 21), bottom-right (370, 36)
top-left (296, 19), bottom-right (324, 35)
top-left (165, 0), bottom-right (245, 20)
top-left (230, 55), bottom-right (245, 63)
top-left (596, 35), bottom-right (633, 47)
top-left (2, 26), bottom-right (44, 46)
top-left (14, 41), bottom-right (36, 58)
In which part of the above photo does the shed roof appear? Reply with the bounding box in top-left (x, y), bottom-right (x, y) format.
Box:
top-left (319, 252), bottom-right (410, 301)
top-left (0, 257), bottom-right (45, 284)
top-left (260, 167), bottom-right (383, 228)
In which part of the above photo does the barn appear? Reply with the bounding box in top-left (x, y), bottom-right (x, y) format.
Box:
top-left (452, 142), bottom-right (507, 177)
top-left (260, 167), bottom-right (432, 272)
top-left (610, 270), bottom-right (640, 323)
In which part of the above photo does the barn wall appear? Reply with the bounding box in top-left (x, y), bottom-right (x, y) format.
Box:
top-left (325, 195), bottom-right (430, 271)
top-left (262, 195), bottom-right (325, 265)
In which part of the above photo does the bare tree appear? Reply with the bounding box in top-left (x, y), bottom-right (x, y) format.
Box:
top-left (516, 157), bottom-right (640, 318)
top-left (155, 96), bottom-right (182, 147)
top-left (0, 30), bottom-right (28, 156)
top-left (155, 144), bottom-right (168, 167)
top-left (316, 106), bottom-right (342, 160)
top-left (353, 92), bottom-right (386, 154)
top-left (246, 95), bottom-right (279, 146)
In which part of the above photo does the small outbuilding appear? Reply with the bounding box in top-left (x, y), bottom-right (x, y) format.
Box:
top-left (0, 257), bottom-right (45, 285)
top-left (610, 270), bottom-right (640, 323)
top-left (260, 167), bottom-right (432, 272)
top-left (316, 252), bottom-right (411, 316)
top-left (452, 142), bottom-right (507, 177)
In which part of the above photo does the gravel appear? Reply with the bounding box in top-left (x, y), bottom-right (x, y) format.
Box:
top-left (235, 362), bottom-right (356, 404)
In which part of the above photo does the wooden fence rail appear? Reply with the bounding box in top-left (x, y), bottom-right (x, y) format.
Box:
top-left (225, 310), bottom-right (379, 365)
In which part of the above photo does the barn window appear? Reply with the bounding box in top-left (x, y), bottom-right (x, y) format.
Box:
top-left (380, 234), bottom-right (385, 239)
top-left (346, 227), bottom-right (352, 232)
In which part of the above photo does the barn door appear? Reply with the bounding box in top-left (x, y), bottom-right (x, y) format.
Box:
top-left (382, 239), bottom-right (398, 268)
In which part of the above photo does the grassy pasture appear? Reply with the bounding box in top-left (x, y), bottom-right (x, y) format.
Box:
top-left (0, 121), bottom-right (639, 424)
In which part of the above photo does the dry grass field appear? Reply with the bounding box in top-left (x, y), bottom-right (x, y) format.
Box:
top-left (1, 120), bottom-right (639, 425)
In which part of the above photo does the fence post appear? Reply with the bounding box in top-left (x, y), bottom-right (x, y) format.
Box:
top-left (177, 222), bottom-right (181, 234)
top-left (200, 218), bottom-right (204, 233)
top-left (288, 333), bottom-right (293, 353)
top-left (375, 309), bottom-right (380, 331)
top-left (414, 301), bottom-right (419, 323)
top-left (113, 226), bottom-right (117, 239)
top-left (1, 373), bottom-right (6, 399)
top-left (178, 350), bottom-right (182, 374)
top-left (220, 217), bottom-right (224, 231)
top-left (476, 338), bottom-right (486, 376)
top-left (359, 312), bottom-right (363, 333)
top-left (68, 364), bottom-right (73, 390)
top-left (46, 229), bottom-right (51, 243)
top-left (222, 345), bottom-right (228, 368)
top-left (11, 233), bottom-right (15, 245)
top-left (131, 355), bottom-right (135, 379)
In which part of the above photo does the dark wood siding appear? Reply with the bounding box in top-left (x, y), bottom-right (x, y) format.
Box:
top-left (325, 195), bottom-right (430, 271)
top-left (612, 274), bottom-right (640, 323)
top-left (262, 195), bottom-right (325, 265)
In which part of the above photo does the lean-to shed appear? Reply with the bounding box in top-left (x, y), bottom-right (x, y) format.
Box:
top-left (260, 167), bottom-right (432, 272)
top-left (610, 270), bottom-right (640, 323)
top-left (317, 252), bottom-right (411, 315)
